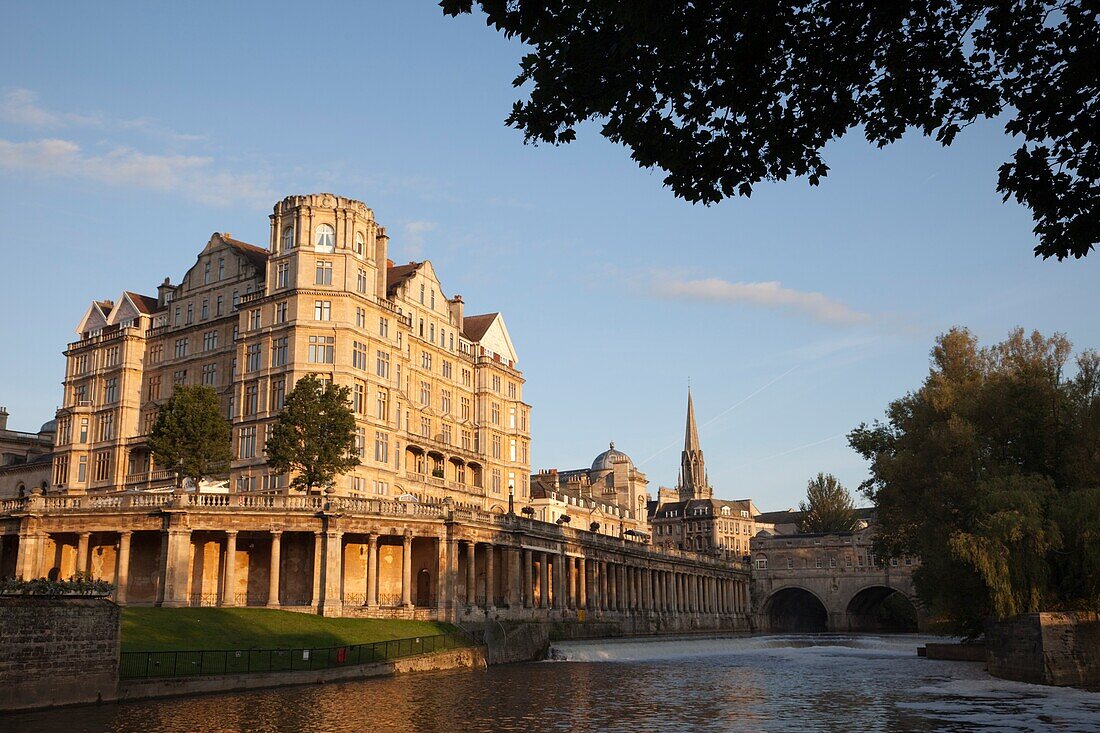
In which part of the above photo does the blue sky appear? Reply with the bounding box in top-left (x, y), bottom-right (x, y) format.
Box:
top-left (2, 2), bottom-right (1097, 511)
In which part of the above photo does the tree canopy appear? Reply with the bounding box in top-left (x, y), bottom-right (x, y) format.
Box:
top-left (798, 473), bottom-right (860, 533)
top-left (442, 1), bottom-right (1098, 260)
top-left (265, 375), bottom-right (359, 494)
top-left (849, 328), bottom-right (1100, 637)
top-left (148, 385), bottom-right (232, 490)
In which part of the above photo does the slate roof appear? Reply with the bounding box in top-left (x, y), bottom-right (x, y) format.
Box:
top-left (462, 313), bottom-right (498, 342)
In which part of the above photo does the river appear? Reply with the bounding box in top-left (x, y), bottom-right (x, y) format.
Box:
top-left (6, 634), bottom-right (1099, 732)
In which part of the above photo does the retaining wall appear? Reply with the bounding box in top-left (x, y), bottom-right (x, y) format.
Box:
top-left (986, 611), bottom-right (1100, 687)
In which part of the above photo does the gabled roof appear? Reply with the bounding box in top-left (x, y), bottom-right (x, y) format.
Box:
top-left (219, 234), bottom-right (269, 270)
top-left (123, 292), bottom-right (160, 314)
top-left (462, 312), bottom-right (499, 342)
top-left (386, 261), bottom-right (422, 296)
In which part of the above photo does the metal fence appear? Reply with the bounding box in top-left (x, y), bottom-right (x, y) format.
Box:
top-left (119, 633), bottom-right (467, 680)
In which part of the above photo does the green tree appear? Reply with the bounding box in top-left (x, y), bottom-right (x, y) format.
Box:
top-left (849, 327), bottom-right (1100, 637)
top-left (798, 473), bottom-right (859, 533)
top-left (265, 375), bottom-right (359, 494)
top-left (442, 1), bottom-right (1098, 260)
top-left (148, 385), bottom-right (232, 491)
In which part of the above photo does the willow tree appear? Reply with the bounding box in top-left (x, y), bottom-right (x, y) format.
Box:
top-left (850, 328), bottom-right (1100, 637)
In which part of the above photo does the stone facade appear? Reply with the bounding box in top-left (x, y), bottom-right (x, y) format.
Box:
top-left (0, 595), bottom-right (120, 711)
top-left (986, 611), bottom-right (1100, 687)
top-left (0, 408), bottom-right (55, 499)
top-left (50, 194), bottom-right (530, 510)
top-left (648, 391), bottom-right (760, 559)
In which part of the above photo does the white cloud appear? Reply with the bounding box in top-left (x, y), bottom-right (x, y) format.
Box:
top-left (0, 138), bottom-right (273, 207)
top-left (401, 220), bottom-right (438, 258)
top-left (652, 277), bottom-right (871, 325)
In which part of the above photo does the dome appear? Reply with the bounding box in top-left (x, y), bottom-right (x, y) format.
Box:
top-left (38, 419), bottom-right (57, 435)
top-left (591, 442), bottom-right (633, 471)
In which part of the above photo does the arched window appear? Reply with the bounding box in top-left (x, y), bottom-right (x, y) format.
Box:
top-left (354, 232), bottom-right (365, 256)
top-left (755, 554), bottom-right (768, 569)
top-left (281, 226), bottom-right (294, 251)
top-left (315, 224), bottom-right (335, 252)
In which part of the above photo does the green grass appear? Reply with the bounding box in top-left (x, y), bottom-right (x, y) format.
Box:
top-left (121, 607), bottom-right (457, 653)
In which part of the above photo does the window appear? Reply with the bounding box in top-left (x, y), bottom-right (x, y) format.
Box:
top-left (314, 300), bottom-right (331, 321)
top-left (315, 260), bottom-right (333, 285)
top-left (218, 257), bottom-right (225, 280)
top-left (201, 299), bottom-right (209, 320)
top-left (419, 283), bottom-right (425, 304)
top-left (173, 369), bottom-right (187, 385)
top-left (174, 306), bottom-right (181, 325)
top-left (441, 389), bottom-right (451, 414)
top-left (829, 556), bottom-right (837, 568)
top-left (374, 432), bottom-right (389, 463)
top-left (216, 295), bottom-right (224, 317)
top-left (147, 375), bottom-right (161, 400)
top-left (421, 417), bottom-right (431, 438)
top-left (354, 231), bottom-right (365, 255)
top-left (357, 268), bottom-right (367, 293)
top-left (755, 555), bottom-right (768, 570)
top-left (203, 330), bottom-right (218, 351)
top-left (314, 224), bottom-right (335, 252)
top-left (353, 341), bottom-right (368, 370)
top-left (509, 406), bottom-right (516, 429)
top-left (239, 426), bottom-right (256, 458)
top-left (54, 455), bottom-right (69, 486)
top-left (186, 303), bottom-right (193, 324)
top-left (250, 308), bottom-right (261, 330)
top-left (460, 397), bottom-right (470, 420)
top-left (201, 363), bottom-right (217, 385)
top-left (353, 382), bottom-right (366, 414)
top-left (491, 469), bottom-right (501, 494)
top-left (376, 350), bottom-right (390, 378)
top-left (308, 335), bottom-right (334, 363)
top-left (420, 381), bottom-right (430, 405)
top-left (508, 382), bottom-right (516, 399)
top-left (354, 428), bottom-right (366, 458)
top-left (492, 434), bottom-right (501, 458)
top-left (79, 417), bottom-right (89, 442)
top-left (246, 344), bottom-right (261, 372)
top-left (492, 375), bottom-right (501, 392)
top-left (244, 383), bottom-right (258, 415)
top-left (232, 290), bottom-right (240, 308)
top-left (442, 423), bottom-right (452, 445)
top-left (509, 438), bottom-right (517, 462)
top-left (815, 557), bottom-right (823, 568)
top-left (104, 378), bottom-right (118, 403)
top-left (275, 301), bottom-right (287, 324)
top-left (105, 346), bottom-right (120, 366)
top-left (372, 479), bottom-right (388, 496)
top-left (270, 379), bottom-right (285, 411)
top-left (94, 451), bottom-right (111, 482)
top-left (379, 317), bottom-right (389, 337)
top-left (97, 412), bottom-right (114, 441)
top-left (491, 402), bottom-right (500, 425)
top-left (461, 369), bottom-right (471, 387)
top-left (421, 351), bottom-right (432, 370)
top-left (442, 360), bottom-right (452, 379)
top-left (174, 338), bottom-right (188, 358)
top-left (271, 337), bottom-right (288, 367)
top-left (376, 389), bottom-right (389, 420)
top-left (276, 261), bottom-right (290, 289)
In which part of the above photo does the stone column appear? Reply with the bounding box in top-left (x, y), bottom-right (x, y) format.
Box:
top-left (115, 531), bottom-right (132, 605)
top-left (435, 536), bottom-right (448, 615)
top-left (161, 527), bottom-right (191, 608)
top-left (485, 543), bottom-right (496, 610)
top-left (311, 531), bottom-right (323, 609)
top-left (322, 528), bottom-right (344, 615)
top-left (76, 532), bottom-right (90, 577)
top-left (565, 555), bottom-right (575, 610)
top-left (401, 533), bottom-right (413, 608)
top-left (366, 533), bottom-right (378, 608)
top-left (221, 531), bottom-right (237, 607)
top-left (267, 531), bottom-right (282, 608)
top-left (553, 554), bottom-right (565, 610)
top-left (578, 557), bottom-right (588, 610)
top-left (505, 546), bottom-right (520, 608)
top-left (523, 548), bottom-right (533, 607)
top-left (539, 552), bottom-right (550, 609)
top-left (156, 531), bottom-right (169, 605)
top-left (465, 541), bottom-right (476, 608)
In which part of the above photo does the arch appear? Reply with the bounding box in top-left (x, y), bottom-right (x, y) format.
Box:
top-left (845, 585), bottom-right (918, 632)
top-left (416, 568), bottom-right (431, 607)
top-left (314, 224), bottom-right (335, 252)
top-left (763, 586), bottom-right (828, 633)
top-left (281, 226), bottom-right (294, 251)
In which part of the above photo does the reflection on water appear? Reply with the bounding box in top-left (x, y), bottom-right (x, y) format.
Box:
top-left (6, 634), bottom-right (1100, 733)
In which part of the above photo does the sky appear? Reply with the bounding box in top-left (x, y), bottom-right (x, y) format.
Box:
top-left (1, 2), bottom-right (1097, 512)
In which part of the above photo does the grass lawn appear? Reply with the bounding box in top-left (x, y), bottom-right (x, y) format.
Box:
top-left (121, 607), bottom-right (457, 653)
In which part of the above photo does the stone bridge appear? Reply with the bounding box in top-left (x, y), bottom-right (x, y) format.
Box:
top-left (749, 529), bottom-right (923, 633)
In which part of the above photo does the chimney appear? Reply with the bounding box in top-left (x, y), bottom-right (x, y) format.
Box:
top-left (156, 277), bottom-right (174, 308)
top-left (374, 226), bottom-right (389, 299)
top-left (0, 407), bottom-right (8, 431)
top-left (450, 294), bottom-right (465, 333)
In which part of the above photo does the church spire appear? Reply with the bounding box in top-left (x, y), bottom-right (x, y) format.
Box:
top-left (679, 388), bottom-right (711, 501)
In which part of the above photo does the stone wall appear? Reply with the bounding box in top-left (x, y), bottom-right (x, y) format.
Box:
top-left (0, 596), bottom-right (120, 711)
top-left (986, 611), bottom-right (1100, 687)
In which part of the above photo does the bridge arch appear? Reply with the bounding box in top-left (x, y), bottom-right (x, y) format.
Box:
top-left (845, 584), bottom-right (918, 632)
top-left (762, 586), bottom-right (828, 633)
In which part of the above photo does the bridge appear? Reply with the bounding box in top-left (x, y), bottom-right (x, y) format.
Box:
top-left (749, 528), bottom-right (923, 632)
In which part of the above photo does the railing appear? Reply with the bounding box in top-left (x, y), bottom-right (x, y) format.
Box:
top-left (118, 633), bottom-right (468, 680)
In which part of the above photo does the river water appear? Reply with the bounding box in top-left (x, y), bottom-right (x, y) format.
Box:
top-left (6, 634), bottom-right (1099, 732)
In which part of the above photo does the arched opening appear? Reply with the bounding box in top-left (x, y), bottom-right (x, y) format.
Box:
top-left (765, 587), bottom-right (828, 632)
top-left (416, 569), bottom-right (431, 607)
top-left (846, 586), bottom-right (918, 632)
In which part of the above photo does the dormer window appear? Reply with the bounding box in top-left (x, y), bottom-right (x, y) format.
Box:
top-left (281, 227), bottom-right (295, 251)
top-left (315, 224), bottom-right (335, 252)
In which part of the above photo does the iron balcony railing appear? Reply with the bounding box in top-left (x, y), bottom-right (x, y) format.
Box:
top-left (118, 632), bottom-right (468, 680)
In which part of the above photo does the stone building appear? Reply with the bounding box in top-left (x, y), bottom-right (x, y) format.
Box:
top-left (529, 442), bottom-right (651, 539)
top-left (0, 408), bottom-right (55, 499)
top-left (50, 194), bottom-right (530, 510)
top-left (0, 194), bottom-right (751, 630)
top-left (648, 391), bottom-right (760, 560)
